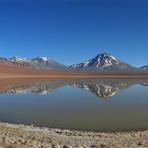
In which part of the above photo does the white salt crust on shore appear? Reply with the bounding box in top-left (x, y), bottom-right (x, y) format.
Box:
top-left (0, 121), bottom-right (148, 148)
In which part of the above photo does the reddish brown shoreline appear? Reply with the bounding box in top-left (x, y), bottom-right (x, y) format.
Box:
top-left (0, 72), bottom-right (148, 79)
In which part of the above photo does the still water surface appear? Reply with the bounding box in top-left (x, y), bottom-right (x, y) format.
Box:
top-left (0, 78), bottom-right (148, 131)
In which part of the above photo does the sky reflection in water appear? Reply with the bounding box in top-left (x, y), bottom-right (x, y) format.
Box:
top-left (0, 78), bottom-right (148, 131)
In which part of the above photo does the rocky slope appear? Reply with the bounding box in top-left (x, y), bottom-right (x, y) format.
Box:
top-left (140, 65), bottom-right (148, 70)
top-left (70, 53), bottom-right (143, 73)
top-left (0, 57), bottom-right (31, 68)
top-left (1, 53), bottom-right (148, 73)
top-left (10, 56), bottom-right (69, 71)
top-left (0, 57), bottom-right (36, 75)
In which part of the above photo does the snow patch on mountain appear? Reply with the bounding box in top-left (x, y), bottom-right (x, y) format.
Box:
top-left (69, 53), bottom-right (140, 72)
top-left (39, 57), bottom-right (49, 61)
top-left (10, 57), bottom-right (31, 63)
top-left (140, 65), bottom-right (148, 70)
top-left (10, 56), bottom-right (69, 71)
top-left (8, 53), bottom-right (146, 73)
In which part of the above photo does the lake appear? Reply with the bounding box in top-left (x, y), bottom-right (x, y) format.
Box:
top-left (0, 78), bottom-right (148, 132)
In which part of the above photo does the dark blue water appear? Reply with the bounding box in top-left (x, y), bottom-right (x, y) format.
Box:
top-left (0, 78), bottom-right (148, 131)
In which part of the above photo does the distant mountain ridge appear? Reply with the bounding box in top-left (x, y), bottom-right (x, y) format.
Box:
top-left (0, 53), bottom-right (147, 73)
top-left (0, 56), bottom-right (37, 75)
top-left (0, 57), bottom-right (32, 68)
top-left (10, 56), bottom-right (69, 71)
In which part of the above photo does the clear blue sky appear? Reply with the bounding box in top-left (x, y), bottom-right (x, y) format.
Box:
top-left (0, 0), bottom-right (148, 67)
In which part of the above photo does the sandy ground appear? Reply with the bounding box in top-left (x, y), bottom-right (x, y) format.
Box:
top-left (0, 121), bottom-right (147, 148)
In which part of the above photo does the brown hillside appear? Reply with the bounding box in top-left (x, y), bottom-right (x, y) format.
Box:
top-left (0, 57), bottom-right (148, 78)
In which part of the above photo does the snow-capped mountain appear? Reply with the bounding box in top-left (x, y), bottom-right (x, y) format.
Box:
top-left (0, 57), bottom-right (32, 69)
top-left (7, 53), bottom-right (148, 73)
top-left (140, 65), bottom-right (148, 70)
top-left (10, 56), bottom-right (69, 71)
top-left (69, 53), bottom-right (142, 72)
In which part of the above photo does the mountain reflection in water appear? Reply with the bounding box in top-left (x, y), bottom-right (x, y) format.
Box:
top-left (0, 78), bottom-right (148, 131)
top-left (0, 78), bottom-right (148, 99)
